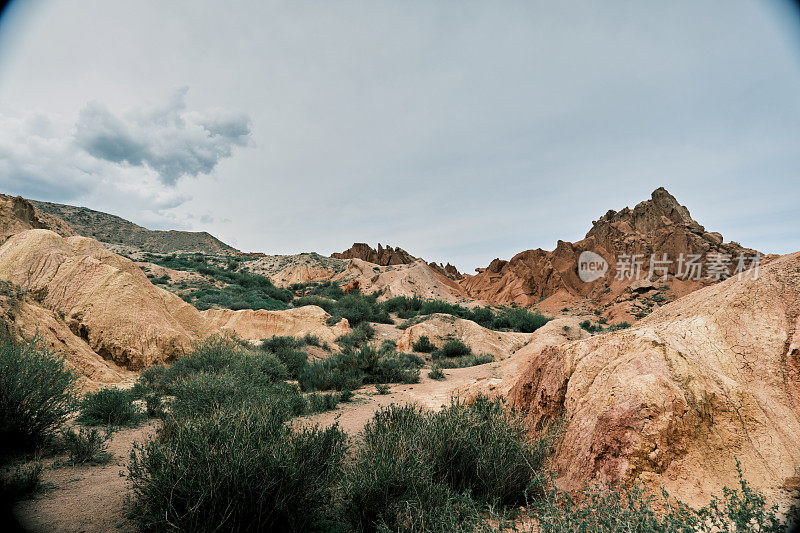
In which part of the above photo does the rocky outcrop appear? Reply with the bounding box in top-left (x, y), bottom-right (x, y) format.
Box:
top-left (0, 194), bottom-right (75, 242)
top-left (332, 243), bottom-right (463, 280)
top-left (460, 188), bottom-right (760, 316)
top-left (334, 258), bottom-right (469, 303)
top-left (0, 230), bottom-right (215, 370)
top-left (201, 306), bottom-right (350, 345)
top-left (510, 251), bottom-right (800, 506)
top-left (397, 313), bottom-right (534, 359)
top-left (241, 252), bottom-right (348, 287)
top-left (332, 242), bottom-right (416, 266)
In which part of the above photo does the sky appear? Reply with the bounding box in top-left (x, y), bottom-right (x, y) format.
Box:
top-left (0, 0), bottom-right (798, 272)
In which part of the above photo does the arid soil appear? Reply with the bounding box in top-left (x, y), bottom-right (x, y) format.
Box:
top-left (13, 421), bottom-right (159, 533)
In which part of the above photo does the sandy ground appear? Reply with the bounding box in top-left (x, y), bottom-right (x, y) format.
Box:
top-left (12, 421), bottom-right (159, 533)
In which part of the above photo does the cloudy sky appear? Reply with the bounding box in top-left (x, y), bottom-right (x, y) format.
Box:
top-left (0, 0), bottom-right (799, 271)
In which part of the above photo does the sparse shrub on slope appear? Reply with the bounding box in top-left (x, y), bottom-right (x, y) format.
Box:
top-left (0, 336), bottom-right (78, 456)
top-left (127, 405), bottom-right (347, 532)
top-left (412, 335), bottom-right (436, 353)
top-left (382, 297), bottom-right (551, 333)
top-left (433, 339), bottom-right (472, 359)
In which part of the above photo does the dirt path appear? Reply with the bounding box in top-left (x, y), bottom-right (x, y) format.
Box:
top-left (13, 421), bottom-right (158, 533)
top-left (296, 361), bottom-right (503, 435)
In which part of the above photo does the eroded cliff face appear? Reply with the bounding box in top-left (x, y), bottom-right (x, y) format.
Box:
top-left (460, 188), bottom-right (760, 318)
top-left (0, 229), bottom-right (216, 371)
top-left (510, 251), bottom-right (800, 507)
top-left (0, 194), bottom-right (75, 242)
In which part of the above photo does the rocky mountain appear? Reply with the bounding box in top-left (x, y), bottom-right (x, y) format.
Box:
top-left (30, 198), bottom-right (237, 254)
top-left (510, 250), bottom-right (800, 507)
top-left (460, 188), bottom-right (760, 319)
top-left (333, 242), bottom-right (462, 279)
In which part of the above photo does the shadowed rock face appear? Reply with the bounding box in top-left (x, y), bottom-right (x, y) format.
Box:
top-left (509, 251), bottom-right (800, 507)
top-left (460, 188), bottom-right (760, 307)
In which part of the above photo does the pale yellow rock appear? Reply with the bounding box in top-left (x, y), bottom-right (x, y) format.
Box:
top-left (0, 229), bottom-right (215, 370)
top-left (202, 305), bottom-right (350, 345)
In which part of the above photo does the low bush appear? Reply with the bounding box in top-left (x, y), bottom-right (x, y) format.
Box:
top-left (0, 462), bottom-right (42, 505)
top-left (379, 339), bottom-right (397, 354)
top-left (298, 345), bottom-right (422, 392)
top-left (127, 405), bottom-right (347, 532)
top-left (77, 388), bottom-right (142, 427)
top-left (306, 392), bottom-right (341, 413)
top-left (61, 427), bottom-right (111, 465)
top-left (579, 320), bottom-right (603, 334)
top-left (325, 292), bottom-right (392, 327)
top-left (436, 353), bottom-right (494, 369)
top-left (381, 297), bottom-right (551, 333)
top-left (342, 396), bottom-right (555, 531)
top-left (336, 322), bottom-right (375, 349)
top-left (0, 336), bottom-right (78, 455)
top-left (433, 339), bottom-right (472, 359)
top-left (412, 335), bottom-right (436, 353)
top-left (374, 384), bottom-right (391, 395)
top-left (428, 365), bottom-right (445, 380)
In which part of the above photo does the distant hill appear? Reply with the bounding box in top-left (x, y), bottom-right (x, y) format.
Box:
top-left (30, 199), bottom-right (237, 254)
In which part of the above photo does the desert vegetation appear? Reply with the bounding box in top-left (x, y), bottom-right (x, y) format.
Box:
top-left (0, 333), bottom-right (796, 532)
top-left (144, 252), bottom-right (292, 310)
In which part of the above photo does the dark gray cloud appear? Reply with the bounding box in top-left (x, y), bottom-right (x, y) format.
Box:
top-left (74, 89), bottom-right (251, 186)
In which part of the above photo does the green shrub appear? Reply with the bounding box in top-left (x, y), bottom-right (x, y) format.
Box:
top-left (428, 395), bottom-right (553, 505)
top-left (379, 339), bottom-right (397, 354)
top-left (228, 351), bottom-right (288, 386)
top-left (61, 427), bottom-right (111, 465)
top-left (533, 482), bottom-right (698, 532)
top-left (342, 397), bottom-right (554, 532)
top-left (375, 384), bottom-right (391, 395)
top-left (339, 389), bottom-right (354, 402)
top-left (170, 372), bottom-right (238, 418)
top-left (302, 334), bottom-right (322, 346)
top-left (381, 298), bottom-right (551, 334)
top-left (433, 339), bottom-right (472, 359)
top-left (299, 346), bottom-right (422, 392)
top-left (260, 335), bottom-right (305, 352)
top-left (328, 292), bottom-right (391, 327)
top-left (412, 335), bottom-right (436, 353)
top-left (78, 388), bottom-right (142, 427)
top-left (428, 365), bottom-right (446, 380)
top-left (0, 462), bottom-right (42, 504)
top-left (0, 336), bottom-right (78, 455)
top-left (579, 320), bottom-right (603, 334)
top-left (436, 353), bottom-right (494, 369)
top-left (491, 307), bottom-right (550, 333)
top-left (293, 295), bottom-right (335, 313)
top-left (143, 393), bottom-right (164, 418)
top-left (127, 405), bottom-right (346, 532)
top-left (336, 322), bottom-right (376, 349)
top-left (307, 392), bottom-right (340, 413)
top-left (274, 348), bottom-right (308, 379)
